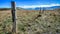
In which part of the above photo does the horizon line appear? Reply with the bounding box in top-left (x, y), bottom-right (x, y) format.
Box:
top-left (17, 4), bottom-right (60, 8)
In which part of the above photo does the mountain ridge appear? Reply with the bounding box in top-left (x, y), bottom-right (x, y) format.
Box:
top-left (19, 6), bottom-right (60, 10)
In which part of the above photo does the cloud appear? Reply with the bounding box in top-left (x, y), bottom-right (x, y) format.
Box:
top-left (40, 4), bottom-right (60, 7)
top-left (18, 4), bottom-right (60, 8)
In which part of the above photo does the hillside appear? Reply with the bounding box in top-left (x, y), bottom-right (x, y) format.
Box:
top-left (0, 9), bottom-right (60, 34)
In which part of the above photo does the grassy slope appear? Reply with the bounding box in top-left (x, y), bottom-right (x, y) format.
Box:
top-left (0, 9), bottom-right (60, 34)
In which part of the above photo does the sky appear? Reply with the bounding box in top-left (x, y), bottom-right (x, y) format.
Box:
top-left (0, 0), bottom-right (60, 8)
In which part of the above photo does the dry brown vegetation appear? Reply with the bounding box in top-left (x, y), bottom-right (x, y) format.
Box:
top-left (0, 9), bottom-right (60, 34)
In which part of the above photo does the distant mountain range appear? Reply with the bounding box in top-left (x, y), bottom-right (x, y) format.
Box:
top-left (17, 6), bottom-right (60, 10)
top-left (0, 6), bottom-right (60, 10)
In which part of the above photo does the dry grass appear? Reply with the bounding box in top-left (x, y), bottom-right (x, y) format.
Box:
top-left (0, 9), bottom-right (60, 34)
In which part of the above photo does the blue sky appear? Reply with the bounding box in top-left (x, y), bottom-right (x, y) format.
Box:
top-left (0, 0), bottom-right (60, 8)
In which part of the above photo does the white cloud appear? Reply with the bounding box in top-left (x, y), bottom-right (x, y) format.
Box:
top-left (18, 4), bottom-right (60, 8)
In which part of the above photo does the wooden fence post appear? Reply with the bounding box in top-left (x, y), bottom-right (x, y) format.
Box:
top-left (11, 1), bottom-right (16, 34)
